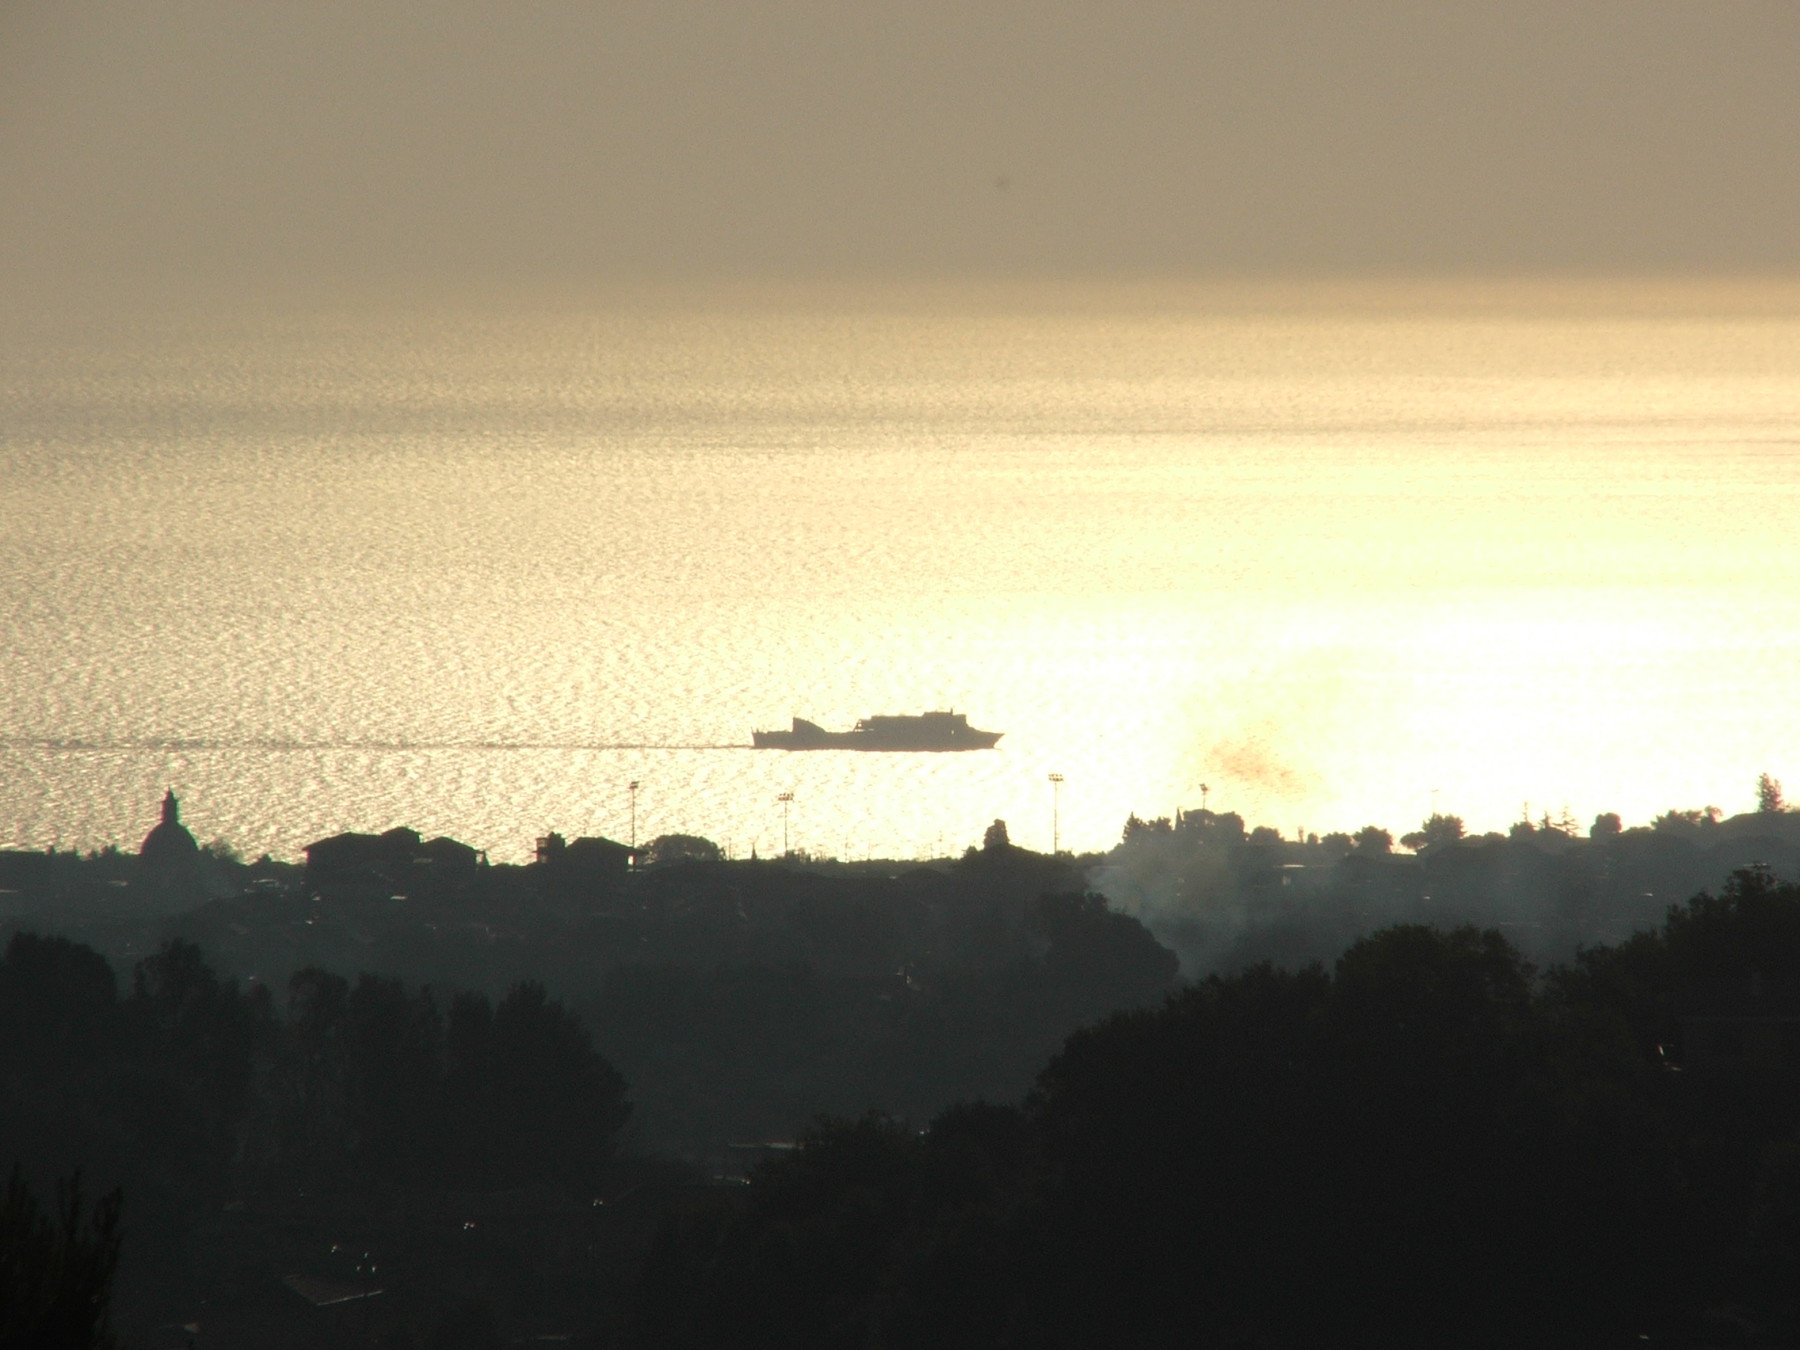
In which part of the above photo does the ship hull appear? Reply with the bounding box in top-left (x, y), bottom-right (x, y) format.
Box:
top-left (753, 713), bottom-right (1002, 752)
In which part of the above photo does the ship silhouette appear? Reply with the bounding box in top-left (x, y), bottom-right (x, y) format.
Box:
top-left (752, 710), bottom-right (1002, 751)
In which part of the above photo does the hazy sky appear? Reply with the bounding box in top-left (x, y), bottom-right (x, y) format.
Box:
top-left (3, 0), bottom-right (1798, 299)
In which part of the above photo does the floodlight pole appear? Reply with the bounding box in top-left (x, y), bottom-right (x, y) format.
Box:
top-left (777, 792), bottom-right (795, 856)
top-left (628, 780), bottom-right (640, 852)
top-left (1048, 773), bottom-right (1064, 855)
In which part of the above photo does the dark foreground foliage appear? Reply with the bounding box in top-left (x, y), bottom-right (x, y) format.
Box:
top-left (0, 1167), bottom-right (122, 1350)
top-left (0, 831), bottom-right (1183, 1346)
top-left (0, 933), bottom-right (632, 1343)
top-left (5, 832), bottom-right (1181, 1154)
top-left (11, 857), bottom-right (1800, 1346)
top-left (632, 870), bottom-right (1800, 1349)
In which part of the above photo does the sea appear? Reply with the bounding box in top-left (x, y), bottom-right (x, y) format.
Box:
top-left (3, 278), bottom-right (1799, 864)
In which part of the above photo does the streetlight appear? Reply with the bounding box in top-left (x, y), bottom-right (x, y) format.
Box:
top-left (628, 781), bottom-right (640, 852)
top-left (1048, 773), bottom-right (1064, 855)
top-left (777, 791), bottom-right (795, 856)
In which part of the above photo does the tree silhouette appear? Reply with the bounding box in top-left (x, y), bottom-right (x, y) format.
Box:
top-left (128, 939), bottom-right (262, 1168)
top-left (0, 1167), bottom-right (122, 1350)
top-left (1400, 812), bottom-right (1464, 853)
top-left (1757, 772), bottom-right (1786, 814)
top-left (1034, 892), bottom-right (1179, 1007)
top-left (345, 974), bottom-right (444, 1181)
top-left (642, 834), bottom-right (724, 867)
top-left (443, 983), bottom-right (630, 1189)
top-left (0, 935), bottom-right (118, 1081)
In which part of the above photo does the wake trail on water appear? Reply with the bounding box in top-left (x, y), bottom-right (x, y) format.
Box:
top-left (1, 738), bottom-right (756, 753)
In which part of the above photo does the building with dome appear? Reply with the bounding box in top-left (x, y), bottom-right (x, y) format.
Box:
top-left (139, 787), bottom-right (201, 884)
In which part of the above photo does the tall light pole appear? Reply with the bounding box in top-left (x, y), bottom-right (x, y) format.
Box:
top-left (628, 780), bottom-right (640, 852)
top-left (1048, 773), bottom-right (1064, 855)
top-left (777, 791), bottom-right (794, 856)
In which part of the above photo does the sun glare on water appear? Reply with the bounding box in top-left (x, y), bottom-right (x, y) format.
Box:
top-left (2, 280), bottom-right (1797, 859)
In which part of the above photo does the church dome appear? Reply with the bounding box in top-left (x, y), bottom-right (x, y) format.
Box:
top-left (139, 788), bottom-right (200, 872)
